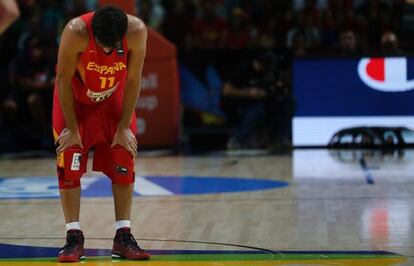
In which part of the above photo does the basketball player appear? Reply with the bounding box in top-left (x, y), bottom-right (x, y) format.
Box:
top-left (0, 0), bottom-right (19, 34)
top-left (53, 6), bottom-right (149, 262)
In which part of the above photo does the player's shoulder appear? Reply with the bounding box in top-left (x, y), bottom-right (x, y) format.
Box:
top-left (64, 17), bottom-right (88, 37)
top-left (126, 15), bottom-right (147, 38)
top-left (60, 17), bottom-right (88, 52)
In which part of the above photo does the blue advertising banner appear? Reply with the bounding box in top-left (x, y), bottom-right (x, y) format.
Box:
top-left (293, 57), bottom-right (414, 146)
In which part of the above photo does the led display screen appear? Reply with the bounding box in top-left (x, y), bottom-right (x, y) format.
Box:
top-left (293, 57), bottom-right (414, 146)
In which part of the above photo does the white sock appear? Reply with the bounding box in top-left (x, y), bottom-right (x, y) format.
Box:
top-left (115, 220), bottom-right (130, 230)
top-left (66, 222), bottom-right (81, 231)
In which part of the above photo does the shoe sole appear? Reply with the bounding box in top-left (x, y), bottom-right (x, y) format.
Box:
top-left (111, 253), bottom-right (150, 260)
top-left (58, 254), bottom-right (85, 262)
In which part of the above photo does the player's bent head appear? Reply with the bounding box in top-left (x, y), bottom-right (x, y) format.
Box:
top-left (92, 6), bottom-right (128, 49)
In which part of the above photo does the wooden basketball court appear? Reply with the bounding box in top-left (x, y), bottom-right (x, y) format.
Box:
top-left (0, 149), bottom-right (412, 265)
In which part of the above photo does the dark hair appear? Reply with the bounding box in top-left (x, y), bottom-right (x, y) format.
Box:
top-left (92, 6), bottom-right (128, 48)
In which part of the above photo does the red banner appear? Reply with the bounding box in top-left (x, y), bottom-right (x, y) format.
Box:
top-left (137, 30), bottom-right (179, 147)
top-left (98, 0), bottom-right (136, 15)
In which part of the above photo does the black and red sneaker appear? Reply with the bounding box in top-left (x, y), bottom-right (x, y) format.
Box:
top-left (57, 229), bottom-right (85, 262)
top-left (111, 228), bottom-right (151, 260)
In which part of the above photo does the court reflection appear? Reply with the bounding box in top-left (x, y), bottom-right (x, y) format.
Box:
top-left (294, 149), bottom-right (414, 180)
top-left (292, 149), bottom-right (413, 265)
top-left (362, 200), bottom-right (412, 248)
top-left (328, 148), bottom-right (410, 164)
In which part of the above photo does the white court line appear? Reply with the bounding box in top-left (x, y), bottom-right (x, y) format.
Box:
top-left (81, 177), bottom-right (100, 189)
top-left (293, 116), bottom-right (414, 146)
top-left (134, 176), bottom-right (174, 196)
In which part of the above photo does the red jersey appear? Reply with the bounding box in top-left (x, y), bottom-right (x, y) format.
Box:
top-left (53, 12), bottom-right (137, 188)
top-left (72, 12), bottom-right (128, 104)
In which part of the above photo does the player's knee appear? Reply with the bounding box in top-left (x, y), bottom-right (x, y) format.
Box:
top-left (110, 146), bottom-right (135, 185)
top-left (111, 172), bottom-right (135, 186)
top-left (57, 167), bottom-right (81, 189)
top-left (57, 147), bottom-right (85, 189)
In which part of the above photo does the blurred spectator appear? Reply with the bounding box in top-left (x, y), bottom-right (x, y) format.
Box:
top-left (250, 0), bottom-right (284, 49)
top-left (320, 0), bottom-right (340, 48)
top-left (84, 0), bottom-right (98, 11)
top-left (402, 0), bottom-right (414, 35)
top-left (255, 20), bottom-right (277, 49)
top-left (38, 0), bottom-right (65, 42)
top-left (380, 31), bottom-right (401, 54)
top-left (138, 0), bottom-right (165, 31)
top-left (222, 53), bottom-right (293, 150)
top-left (223, 7), bottom-right (251, 49)
top-left (286, 13), bottom-right (320, 52)
top-left (358, 0), bottom-right (392, 47)
top-left (294, 0), bottom-right (327, 11)
top-left (17, 7), bottom-right (42, 50)
top-left (156, 0), bottom-right (413, 53)
top-left (291, 31), bottom-right (308, 56)
top-left (0, 0), bottom-right (20, 34)
top-left (65, 0), bottom-right (88, 17)
top-left (300, 0), bottom-right (321, 26)
top-left (161, 0), bottom-right (195, 49)
top-left (337, 29), bottom-right (359, 55)
top-left (2, 36), bottom-right (54, 150)
top-left (190, 0), bottom-right (228, 49)
top-left (0, 0), bottom-right (407, 56)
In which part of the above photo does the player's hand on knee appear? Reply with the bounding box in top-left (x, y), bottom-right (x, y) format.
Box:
top-left (55, 128), bottom-right (83, 154)
top-left (111, 127), bottom-right (137, 157)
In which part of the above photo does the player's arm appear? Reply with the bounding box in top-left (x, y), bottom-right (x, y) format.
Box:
top-left (0, 0), bottom-right (20, 34)
top-left (118, 17), bottom-right (147, 129)
top-left (55, 18), bottom-right (88, 152)
top-left (111, 17), bottom-right (147, 156)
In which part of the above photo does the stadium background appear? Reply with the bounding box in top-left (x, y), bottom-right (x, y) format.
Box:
top-left (0, 0), bottom-right (412, 153)
top-left (2, 1), bottom-right (414, 265)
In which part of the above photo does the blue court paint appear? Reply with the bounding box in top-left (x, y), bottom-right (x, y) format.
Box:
top-left (0, 243), bottom-right (266, 258)
top-left (359, 157), bottom-right (375, 184)
top-left (145, 176), bottom-right (285, 195)
top-left (0, 243), bottom-right (401, 259)
top-left (0, 176), bottom-right (289, 199)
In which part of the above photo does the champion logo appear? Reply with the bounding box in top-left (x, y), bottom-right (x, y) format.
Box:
top-left (358, 57), bottom-right (414, 92)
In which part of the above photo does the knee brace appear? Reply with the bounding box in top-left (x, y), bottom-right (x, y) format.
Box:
top-left (58, 167), bottom-right (81, 189)
top-left (110, 145), bottom-right (135, 185)
top-left (57, 147), bottom-right (86, 189)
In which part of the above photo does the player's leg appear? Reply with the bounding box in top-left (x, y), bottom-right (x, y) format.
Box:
top-left (58, 186), bottom-right (85, 262)
top-left (110, 152), bottom-right (150, 260)
top-left (112, 183), bottom-right (133, 221)
top-left (108, 116), bottom-right (137, 225)
top-left (94, 141), bottom-right (150, 260)
top-left (94, 94), bottom-right (150, 260)
top-left (108, 144), bottom-right (135, 221)
top-left (57, 156), bottom-right (86, 262)
top-left (53, 87), bottom-right (86, 262)
top-left (55, 144), bottom-right (87, 263)
top-left (60, 187), bottom-right (81, 223)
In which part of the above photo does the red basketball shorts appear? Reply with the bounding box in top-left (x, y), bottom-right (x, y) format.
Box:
top-left (52, 85), bottom-right (137, 189)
